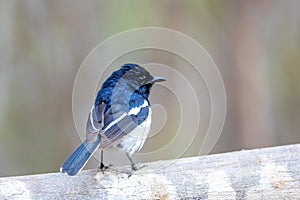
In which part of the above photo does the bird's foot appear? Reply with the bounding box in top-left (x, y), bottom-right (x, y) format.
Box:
top-left (131, 163), bottom-right (147, 171)
top-left (124, 163), bottom-right (147, 178)
top-left (98, 162), bottom-right (113, 174)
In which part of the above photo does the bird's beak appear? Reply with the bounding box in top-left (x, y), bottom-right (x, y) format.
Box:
top-left (149, 76), bottom-right (166, 84)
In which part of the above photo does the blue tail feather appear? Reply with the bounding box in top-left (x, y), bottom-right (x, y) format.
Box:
top-left (60, 135), bottom-right (101, 176)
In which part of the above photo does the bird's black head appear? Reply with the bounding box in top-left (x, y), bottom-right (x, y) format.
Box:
top-left (118, 63), bottom-right (165, 98)
top-left (96, 63), bottom-right (165, 109)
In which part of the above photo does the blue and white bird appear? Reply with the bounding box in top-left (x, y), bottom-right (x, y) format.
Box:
top-left (60, 63), bottom-right (165, 176)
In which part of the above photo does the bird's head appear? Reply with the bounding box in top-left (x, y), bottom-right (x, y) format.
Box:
top-left (119, 63), bottom-right (166, 97)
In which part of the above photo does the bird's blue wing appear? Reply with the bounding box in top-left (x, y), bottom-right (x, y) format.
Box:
top-left (86, 102), bottom-right (106, 142)
top-left (101, 105), bottom-right (150, 148)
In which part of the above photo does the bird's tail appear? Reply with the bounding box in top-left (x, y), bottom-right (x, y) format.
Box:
top-left (60, 135), bottom-right (101, 176)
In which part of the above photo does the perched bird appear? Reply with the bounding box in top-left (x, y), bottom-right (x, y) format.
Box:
top-left (60, 63), bottom-right (165, 176)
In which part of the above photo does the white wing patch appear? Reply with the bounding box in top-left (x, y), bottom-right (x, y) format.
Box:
top-left (101, 100), bottom-right (149, 133)
top-left (128, 100), bottom-right (148, 115)
top-left (103, 113), bottom-right (127, 133)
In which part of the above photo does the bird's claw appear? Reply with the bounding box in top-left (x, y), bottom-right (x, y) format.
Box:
top-left (98, 163), bottom-right (113, 173)
top-left (131, 163), bottom-right (147, 171)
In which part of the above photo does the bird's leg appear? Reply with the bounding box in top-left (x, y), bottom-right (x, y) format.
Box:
top-left (98, 150), bottom-right (112, 173)
top-left (126, 152), bottom-right (146, 171)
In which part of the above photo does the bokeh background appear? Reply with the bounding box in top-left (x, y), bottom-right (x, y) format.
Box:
top-left (1, 0), bottom-right (300, 177)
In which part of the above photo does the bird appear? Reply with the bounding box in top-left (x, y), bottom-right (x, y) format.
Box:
top-left (60, 63), bottom-right (166, 176)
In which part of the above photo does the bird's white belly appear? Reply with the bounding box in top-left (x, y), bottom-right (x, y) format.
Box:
top-left (118, 109), bottom-right (151, 156)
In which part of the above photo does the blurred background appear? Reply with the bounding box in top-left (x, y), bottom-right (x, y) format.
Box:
top-left (1, 0), bottom-right (300, 177)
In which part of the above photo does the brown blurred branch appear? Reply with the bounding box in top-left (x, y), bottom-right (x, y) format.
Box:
top-left (0, 144), bottom-right (299, 199)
